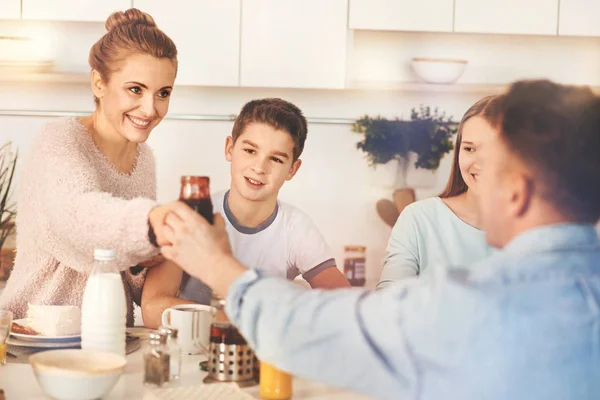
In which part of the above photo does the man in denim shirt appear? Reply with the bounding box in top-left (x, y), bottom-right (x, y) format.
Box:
top-left (157, 80), bottom-right (600, 400)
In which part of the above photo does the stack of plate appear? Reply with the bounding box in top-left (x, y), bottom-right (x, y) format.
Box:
top-left (8, 319), bottom-right (80, 349)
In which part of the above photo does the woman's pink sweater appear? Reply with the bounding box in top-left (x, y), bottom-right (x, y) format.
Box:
top-left (0, 117), bottom-right (160, 326)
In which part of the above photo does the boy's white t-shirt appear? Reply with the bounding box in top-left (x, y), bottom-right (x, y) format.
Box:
top-left (179, 190), bottom-right (336, 304)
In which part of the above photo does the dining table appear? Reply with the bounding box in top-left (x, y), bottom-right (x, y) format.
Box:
top-left (0, 328), bottom-right (374, 400)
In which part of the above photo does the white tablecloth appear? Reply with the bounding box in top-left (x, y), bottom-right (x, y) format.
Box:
top-left (0, 330), bottom-right (373, 400)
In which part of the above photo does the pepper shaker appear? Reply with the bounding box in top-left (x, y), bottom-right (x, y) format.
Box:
top-left (143, 330), bottom-right (170, 387)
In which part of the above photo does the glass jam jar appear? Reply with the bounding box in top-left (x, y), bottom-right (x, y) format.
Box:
top-left (343, 245), bottom-right (366, 287)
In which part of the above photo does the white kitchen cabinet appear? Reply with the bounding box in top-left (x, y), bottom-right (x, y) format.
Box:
top-left (0, 0), bottom-right (20, 20)
top-left (349, 0), bottom-right (453, 33)
top-left (240, 0), bottom-right (348, 89)
top-left (22, 0), bottom-right (130, 22)
top-left (559, 0), bottom-right (600, 37)
top-left (455, 0), bottom-right (559, 35)
top-left (134, 0), bottom-right (240, 87)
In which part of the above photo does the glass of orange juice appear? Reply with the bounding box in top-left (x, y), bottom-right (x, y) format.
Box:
top-left (0, 310), bottom-right (12, 365)
top-left (259, 361), bottom-right (292, 400)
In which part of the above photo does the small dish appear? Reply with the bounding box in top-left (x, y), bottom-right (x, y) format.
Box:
top-left (411, 58), bottom-right (468, 84)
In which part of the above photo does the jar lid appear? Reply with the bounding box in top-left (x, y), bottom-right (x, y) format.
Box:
top-left (210, 294), bottom-right (226, 309)
top-left (158, 326), bottom-right (178, 339)
top-left (94, 249), bottom-right (116, 261)
top-left (181, 175), bottom-right (210, 184)
top-left (149, 331), bottom-right (167, 344)
top-left (344, 245), bottom-right (366, 252)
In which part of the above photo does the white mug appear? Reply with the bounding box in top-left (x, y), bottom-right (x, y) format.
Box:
top-left (161, 304), bottom-right (215, 355)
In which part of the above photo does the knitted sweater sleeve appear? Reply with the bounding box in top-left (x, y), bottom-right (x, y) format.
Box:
top-left (34, 124), bottom-right (159, 273)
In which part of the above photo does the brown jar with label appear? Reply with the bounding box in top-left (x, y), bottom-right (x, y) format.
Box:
top-left (343, 245), bottom-right (366, 287)
top-left (179, 176), bottom-right (214, 224)
top-left (179, 176), bottom-right (214, 290)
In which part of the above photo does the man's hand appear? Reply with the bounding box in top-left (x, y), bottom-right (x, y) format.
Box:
top-left (157, 202), bottom-right (245, 297)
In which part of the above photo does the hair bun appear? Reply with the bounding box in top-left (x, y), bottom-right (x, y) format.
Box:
top-left (105, 8), bottom-right (156, 32)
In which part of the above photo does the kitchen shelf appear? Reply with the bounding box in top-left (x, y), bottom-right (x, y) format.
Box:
top-left (0, 70), bottom-right (90, 84)
top-left (350, 80), bottom-right (600, 94)
top-left (2, 71), bottom-right (600, 95)
top-left (351, 80), bottom-right (507, 93)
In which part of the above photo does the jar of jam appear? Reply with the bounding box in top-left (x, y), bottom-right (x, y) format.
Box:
top-left (179, 175), bottom-right (214, 224)
top-left (179, 175), bottom-right (214, 290)
top-left (343, 245), bottom-right (366, 287)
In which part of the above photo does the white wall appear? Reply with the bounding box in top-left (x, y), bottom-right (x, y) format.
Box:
top-left (0, 80), bottom-right (484, 283)
top-left (2, 26), bottom-right (600, 283)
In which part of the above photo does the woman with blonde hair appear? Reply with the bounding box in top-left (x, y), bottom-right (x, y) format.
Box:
top-left (0, 9), bottom-right (178, 325)
top-left (377, 95), bottom-right (500, 289)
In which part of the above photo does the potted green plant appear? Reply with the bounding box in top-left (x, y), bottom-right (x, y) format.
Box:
top-left (0, 142), bottom-right (17, 281)
top-left (352, 105), bottom-right (457, 189)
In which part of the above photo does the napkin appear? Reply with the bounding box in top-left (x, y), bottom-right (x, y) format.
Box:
top-left (145, 383), bottom-right (255, 400)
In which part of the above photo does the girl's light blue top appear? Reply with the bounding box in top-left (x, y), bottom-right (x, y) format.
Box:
top-left (377, 196), bottom-right (493, 289)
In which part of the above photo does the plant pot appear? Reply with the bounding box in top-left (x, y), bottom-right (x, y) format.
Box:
top-left (405, 152), bottom-right (438, 189)
top-left (0, 225), bottom-right (16, 282)
top-left (0, 247), bottom-right (15, 281)
top-left (366, 158), bottom-right (409, 189)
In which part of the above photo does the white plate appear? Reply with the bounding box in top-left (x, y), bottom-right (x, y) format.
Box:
top-left (7, 336), bottom-right (81, 349)
top-left (10, 319), bottom-right (81, 342)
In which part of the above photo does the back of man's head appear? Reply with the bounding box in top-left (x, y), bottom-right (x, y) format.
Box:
top-left (495, 80), bottom-right (600, 224)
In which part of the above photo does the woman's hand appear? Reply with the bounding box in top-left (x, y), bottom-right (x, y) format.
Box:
top-left (148, 202), bottom-right (182, 246)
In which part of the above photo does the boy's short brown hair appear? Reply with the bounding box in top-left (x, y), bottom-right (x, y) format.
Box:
top-left (231, 98), bottom-right (308, 161)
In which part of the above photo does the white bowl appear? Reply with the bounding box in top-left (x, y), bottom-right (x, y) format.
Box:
top-left (411, 58), bottom-right (468, 84)
top-left (29, 349), bottom-right (126, 400)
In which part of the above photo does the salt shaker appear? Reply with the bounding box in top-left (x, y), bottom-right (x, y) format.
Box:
top-left (158, 326), bottom-right (181, 381)
top-left (144, 331), bottom-right (170, 387)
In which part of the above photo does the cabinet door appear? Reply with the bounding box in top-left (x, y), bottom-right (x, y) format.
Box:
top-left (559, 0), bottom-right (600, 37)
top-left (0, 0), bottom-right (21, 19)
top-left (240, 0), bottom-right (348, 89)
top-left (349, 0), bottom-right (453, 33)
top-left (455, 0), bottom-right (559, 35)
top-left (134, 0), bottom-right (240, 87)
top-left (22, 0), bottom-right (130, 22)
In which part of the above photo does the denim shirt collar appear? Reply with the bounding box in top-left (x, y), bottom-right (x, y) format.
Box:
top-left (503, 223), bottom-right (599, 257)
top-left (467, 223), bottom-right (600, 284)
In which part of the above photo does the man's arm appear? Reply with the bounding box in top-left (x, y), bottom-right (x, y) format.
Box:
top-left (307, 266), bottom-right (351, 289)
top-left (158, 205), bottom-right (481, 398)
top-left (157, 206), bottom-right (418, 397)
top-left (227, 272), bottom-right (417, 398)
top-left (141, 259), bottom-right (194, 328)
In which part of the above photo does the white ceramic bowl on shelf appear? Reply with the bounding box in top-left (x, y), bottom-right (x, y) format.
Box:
top-left (29, 349), bottom-right (126, 400)
top-left (411, 58), bottom-right (468, 84)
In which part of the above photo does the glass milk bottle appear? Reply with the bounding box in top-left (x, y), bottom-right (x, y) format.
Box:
top-left (81, 249), bottom-right (127, 356)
